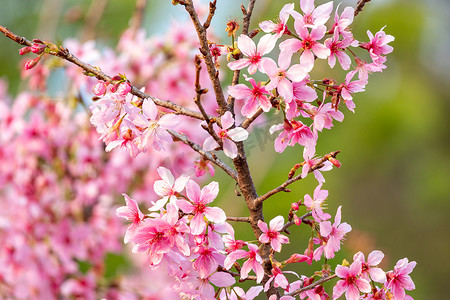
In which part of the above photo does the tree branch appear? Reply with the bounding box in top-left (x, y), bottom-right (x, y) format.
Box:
top-left (129, 0), bottom-right (148, 38)
top-left (0, 25), bottom-right (212, 122)
top-left (227, 0), bottom-right (257, 111)
top-left (226, 216), bottom-right (250, 223)
top-left (181, 0), bottom-right (228, 114)
top-left (285, 274), bottom-right (338, 297)
top-left (255, 151), bottom-right (340, 205)
top-left (167, 129), bottom-right (237, 181)
top-left (354, 0), bottom-right (371, 17)
top-left (203, 0), bottom-right (217, 29)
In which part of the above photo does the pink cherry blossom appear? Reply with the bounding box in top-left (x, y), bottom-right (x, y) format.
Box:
top-left (270, 119), bottom-right (316, 153)
top-left (194, 157), bottom-right (215, 177)
top-left (302, 102), bottom-right (344, 133)
top-left (177, 180), bottom-right (226, 235)
top-left (224, 243), bottom-right (264, 283)
top-left (130, 99), bottom-right (180, 151)
top-left (228, 34), bottom-right (277, 74)
top-left (264, 266), bottom-right (298, 292)
top-left (385, 258), bottom-right (416, 299)
top-left (325, 30), bottom-right (353, 70)
top-left (360, 27), bottom-right (395, 65)
top-left (339, 71), bottom-right (368, 112)
top-left (116, 194), bottom-right (145, 243)
top-left (318, 206), bottom-right (352, 259)
top-left (228, 76), bottom-right (272, 117)
top-left (259, 3), bottom-right (294, 38)
top-left (258, 216), bottom-right (289, 252)
top-left (279, 22), bottom-right (330, 66)
top-left (301, 149), bottom-right (334, 183)
top-left (290, 0), bottom-right (334, 29)
top-left (329, 4), bottom-right (355, 37)
top-left (193, 245), bottom-right (225, 278)
top-left (262, 55), bottom-right (310, 102)
top-left (203, 111), bottom-right (249, 159)
top-left (150, 166), bottom-right (189, 211)
top-left (353, 250), bottom-right (386, 283)
top-left (304, 183), bottom-right (331, 222)
top-left (333, 261), bottom-right (371, 300)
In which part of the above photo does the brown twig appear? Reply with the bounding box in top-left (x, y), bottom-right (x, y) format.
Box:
top-left (203, 0), bottom-right (217, 29)
top-left (167, 129), bottom-right (237, 181)
top-left (226, 216), bottom-right (250, 223)
top-left (180, 0), bottom-right (228, 114)
top-left (281, 212), bottom-right (312, 233)
top-left (354, 0), bottom-right (371, 17)
top-left (285, 274), bottom-right (338, 297)
top-left (227, 0), bottom-right (257, 112)
top-left (0, 25), bottom-right (212, 122)
top-left (255, 151), bottom-right (340, 205)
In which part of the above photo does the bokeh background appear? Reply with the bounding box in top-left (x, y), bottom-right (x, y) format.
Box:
top-left (1, 0), bottom-right (449, 298)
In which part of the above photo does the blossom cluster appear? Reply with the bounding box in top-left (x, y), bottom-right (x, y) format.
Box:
top-left (4, 0), bottom-right (417, 299)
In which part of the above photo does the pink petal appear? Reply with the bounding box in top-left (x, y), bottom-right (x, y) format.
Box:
top-left (201, 181), bottom-right (219, 203)
top-left (345, 284), bottom-right (360, 300)
top-left (186, 180), bottom-right (201, 203)
top-left (223, 139), bottom-right (238, 159)
top-left (286, 64), bottom-right (308, 82)
top-left (156, 167), bottom-right (174, 185)
top-left (335, 265), bottom-right (350, 278)
top-left (277, 79), bottom-right (293, 102)
top-left (300, 0), bottom-right (314, 14)
top-left (204, 206), bottom-right (226, 224)
top-left (269, 216), bottom-right (285, 231)
top-left (176, 199), bottom-right (194, 214)
top-left (221, 111), bottom-right (235, 129)
top-left (367, 250), bottom-right (384, 266)
top-left (228, 127), bottom-right (249, 142)
top-left (209, 272), bottom-right (236, 287)
top-left (300, 49), bottom-right (315, 65)
top-left (142, 99), bottom-right (157, 120)
top-left (228, 58), bottom-right (251, 71)
top-left (332, 280), bottom-right (347, 299)
top-left (190, 212), bottom-right (206, 235)
top-left (257, 34), bottom-right (277, 56)
top-left (203, 136), bottom-right (219, 151)
top-left (369, 267), bottom-right (386, 283)
top-left (257, 220), bottom-right (268, 233)
top-left (173, 174), bottom-right (190, 192)
top-left (228, 84), bottom-right (252, 100)
top-left (237, 35), bottom-right (256, 57)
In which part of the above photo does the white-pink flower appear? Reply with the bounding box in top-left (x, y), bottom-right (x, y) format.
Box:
top-left (150, 166), bottom-right (189, 211)
top-left (290, 0), bottom-right (334, 29)
top-left (386, 258), bottom-right (416, 299)
top-left (116, 194), bottom-right (145, 243)
top-left (304, 183), bottom-right (331, 222)
top-left (177, 180), bottom-right (226, 235)
top-left (258, 216), bottom-right (289, 252)
top-left (224, 243), bottom-right (264, 283)
top-left (318, 206), bottom-right (352, 259)
top-left (228, 77), bottom-right (272, 117)
top-left (333, 261), bottom-right (371, 300)
top-left (228, 34), bottom-right (277, 74)
top-left (353, 250), bottom-right (386, 283)
top-left (259, 3), bottom-right (294, 38)
top-left (203, 111), bottom-right (249, 159)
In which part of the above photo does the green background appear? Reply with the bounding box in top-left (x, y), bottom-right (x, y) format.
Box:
top-left (1, 0), bottom-right (449, 298)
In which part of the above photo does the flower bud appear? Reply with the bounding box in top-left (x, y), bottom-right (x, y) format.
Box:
top-left (294, 215), bottom-right (302, 226)
top-left (117, 82), bottom-right (131, 96)
top-left (31, 43), bottom-right (46, 54)
top-left (291, 202), bottom-right (299, 211)
top-left (19, 46), bottom-right (32, 55)
top-left (93, 81), bottom-right (107, 96)
top-left (25, 55), bottom-right (42, 70)
top-left (329, 157), bottom-right (341, 168)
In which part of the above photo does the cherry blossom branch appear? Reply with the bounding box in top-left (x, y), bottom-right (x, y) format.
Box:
top-left (227, 0), bottom-right (258, 111)
top-left (282, 212), bottom-right (313, 233)
top-left (255, 151), bottom-right (341, 205)
top-left (167, 129), bottom-right (238, 181)
top-left (0, 25), bottom-right (213, 122)
top-left (226, 216), bottom-right (250, 223)
top-left (354, 0), bottom-right (371, 17)
top-left (286, 274), bottom-right (338, 297)
top-left (193, 55), bottom-right (222, 144)
top-left (180, 0), bottom-right (228, 114)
